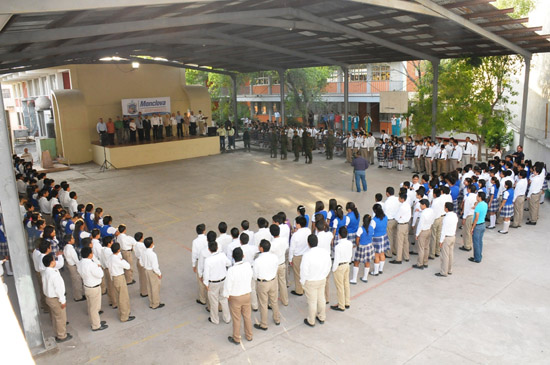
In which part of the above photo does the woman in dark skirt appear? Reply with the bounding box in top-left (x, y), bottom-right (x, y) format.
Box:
top-left (371, 204), bottom-right (389, 275)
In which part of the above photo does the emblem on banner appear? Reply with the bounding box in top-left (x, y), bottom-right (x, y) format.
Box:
top-left (127, 101), bottom-right (137, 114)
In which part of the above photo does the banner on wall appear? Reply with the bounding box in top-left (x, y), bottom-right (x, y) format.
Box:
top-left (121, 97), bottom-right (171, 116)
top-left (380, 91), bottom-right (408, 114)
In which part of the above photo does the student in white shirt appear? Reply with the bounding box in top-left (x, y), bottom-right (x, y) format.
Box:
top-left (435, 145), bottom-right (448, 175)
top-left (42, 254), bottom-right (72, 342)
top-left (412, 199), bottom-right (434, 270)
top-left (78, 247), bottom-right (107, 331)
top-left (436, 202), bottom-right (459, 277)
top-left (459, 185), bottom-right (477, 251)
top-left (269, 224), bottom-right (289, 306)
top-left (108, 242), bottom-right (134, 322)
top-left (289, 216), bottom-right (311, 296)
top-left (203, 240), bottom-right (231, 325)
top-left (383, 187), bottom-right (400, 259)
top-left (216, 222), bottom-right (233, 254)
top-left (511, 170), bottom-right (528, 228)
top-left (253, 240), bottom-right (280, 330)
top-left (68, 191), bottom-right (78, 217)
top-left (330, 227), bottom-right (353, 312)
top-left (526, 165), bottom-right (544, 225)
top-left (301, 235), bottom-right (331, 327)
top-left (191, 224), bottom-right (208, 306)
top-left (142, 237), bottom-right (164, 310)
top-left (133, 232), bottom-right (148, 297)
top-left (63, 234), bottom-right (85, 302)
top-left (117, 225), bottom-right (136, 285)
top-left (101, 237), bottom-right (117, 308)
top-left (390, 192), bottom-right (412, 264)
top-left (224, 247), bottom-right (253, 345)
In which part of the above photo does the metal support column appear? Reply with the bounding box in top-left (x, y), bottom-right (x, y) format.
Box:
top-left (343, 67), bottom-right (349, 133)
top-left (519, 57), bottom-right (531, 146)
top-left (0, 83), bottom-right (48, 353)
top-left (231, 74), bottom-right (238, 124)
top-left (278, 69), bottom-right (285, 126)
top-left (431, 60), bottom-right (440, 141)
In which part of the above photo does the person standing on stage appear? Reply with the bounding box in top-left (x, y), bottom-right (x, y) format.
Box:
top-left (96, 118), bottom-right (107, 146)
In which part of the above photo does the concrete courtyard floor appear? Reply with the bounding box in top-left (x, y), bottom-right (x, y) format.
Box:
top-left (11, 149), bottom-right (549, 364)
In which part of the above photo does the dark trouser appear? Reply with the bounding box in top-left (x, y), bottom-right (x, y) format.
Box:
top-left (305, 149), bottom-right (312, 163)
top-left (177, 123), bottom-right (183, 137)
top-left (137, 128), bottom-right (144, 142)
top-left (152, 126), bottom-right (158, 140)
top-left (190, 123), bottom-right (197, 135)
top-left (219, 136), bottom-right (225, 150)
top-left (116, 129), bottom-right (124, 144)
top-left (158, 126), bottom-right (164, 139)
top-left (99, 132), bottom-right (108, 146)
top-left (165, 126), bottom-right (172, 137)
top-left (144, 128), bottom-right (151, 141)
top-left (326, 145), bottom-right (333, 159)
top-left (280, 146), bottom-right (287, 159)
top-left (130, 130), bottom-right (136, 143)
top-left (244, 139), bottom-right (250, 151)
top-left (229, 136), bottom-right (235, 149)
top-left (294, 148), bottom-right (300, 161)
top-left (271, 145), bottom-right (277, 157)
top-left (107, 133), bottom-right (115, 145)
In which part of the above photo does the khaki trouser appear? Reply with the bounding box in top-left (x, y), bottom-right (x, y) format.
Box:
top-left (36, 271), bottom-right (48, 311)
top-left (463, 155), bottom-right (471, 166)
top-left (367, 147), bottom-right (374, 164)
top-left (277, 263), bottom-right (289, 306)
top-left (414, 157), bottom-right (422, 172)
top-left (449, 159), bottom-right (459, 172)
top-left (386, 219), bottom-right (398, 257)
top-left (425, 158), bottom-right (433, 174)
top-left (112, 274), bottom-right (131, 321)
top-left (396, 223), bottom-right (410, 262)
top-left (121, 250), bottom-right (134, 284)
top-left (250, 278), bottom-right (258, 310)
top-left (103, 268), bottom-right (117, 307)
top-left (324, 273), bottom-right (330, 302)
top-left (229, 293), bottom-right (253, 342)
top-left (137, 260), bottom-right (148, 296)
top-left (257, 279), bottom-right (280, 328)
top-left (512, 196), bottom-right (525, 227)
top-left (440, 236), bottom-right (455, 276)
top-left (84, 285), bottom-right (102, 329)
top-left (416, 229), bottom-right (431, 266)
top-left (183, 124), bottom-right (189, 137)
top-left (292, 255), bottom-right (304, 294)
top-left (196, 271), bottom-right (208, 305)
top-left (360, 148), bottom-right (368, 160)
top-left (199, 121), bottom-right (206, 135)
top-left (529, 192), bottom-right (542, 223)
top-left (333, 263), bottom-right (350, 309)
top-left (101, 273), bottom-right (107, 295)
top-left (146, 269), bottom-right (162, 309)
top-left (346, 147), bottom-right (353, 163)
top-left (436, 159), bottom-right (446, 175)
top-left (45, 296), bottom-right (67, 339)
top-left (304, 279), bottom-right (326, 325)
top-left (462, 215), bottom-right (474, 250)
top-left (207, 280), bottom-right (230, 324)
top-left (430, 217), bottom-right (443, 258)
top-left (67, 263), bottom-right (84, 300)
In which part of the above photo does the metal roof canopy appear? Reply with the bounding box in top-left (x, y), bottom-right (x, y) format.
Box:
top-left (0, 0), bottom-right (549, 76)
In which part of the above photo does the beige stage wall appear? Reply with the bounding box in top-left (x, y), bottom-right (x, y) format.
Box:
top-left (51, 63), bottom-right (213, 165)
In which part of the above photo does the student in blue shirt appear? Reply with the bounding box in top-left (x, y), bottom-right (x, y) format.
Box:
top-left (326, 199), bottom-right (338, 227)
top-left (312, 201), bottom-right (327, 230)
top-left (296, 205), bottom-right (309, 228)
top-left (351, 214), bottom-right (375, 284)
top-left (498, 180), bottom-right (514, 234)
top-left (470, 191), bottom-right (488, 263)
top-left (345, 202), bottom-right (360, 242)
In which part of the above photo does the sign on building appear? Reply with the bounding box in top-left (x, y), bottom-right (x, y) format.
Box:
top-left (380, 91), bottom-right (408, 114)
top-left (121, 97), bottom-right (171, 115)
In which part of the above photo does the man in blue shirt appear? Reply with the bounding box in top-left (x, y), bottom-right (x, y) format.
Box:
top-left (351, 152), bottom-right (369, 193)
top-left (469, 192), bottom-right (488, 263)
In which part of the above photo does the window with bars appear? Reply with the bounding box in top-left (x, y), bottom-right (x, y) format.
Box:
top-left (349, 68), bottom-right (368, 81)
top-left (372, 64), bottom-right (391, 81)
top-left (255, 72), bottom-right (279, 85)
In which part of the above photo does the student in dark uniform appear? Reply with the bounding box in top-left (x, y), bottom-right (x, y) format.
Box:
top-left (326, 131), bottom-right (335, 160)
top-left (280, 129), bottom-right (287, 160)
top-left (304, 132), bottom-right (313, 164)
top-left (243, 127), bottom-right (251, 152)
top-left (270, 128), bottom-right (278, 158)
top-left (292, 131), bottom-right (301, 162)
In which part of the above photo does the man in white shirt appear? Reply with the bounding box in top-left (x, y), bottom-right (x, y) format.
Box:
top-left (527, 166), bottom-right (544, 225)
top-left (133, 232), bottom-right (148, 297)
top-left (330, 227), bottom-right (353, 312)
top-left (224, 247), bottom-right (253, 345)
top-left (101, 237), bottom-right (117, 308)
top-left (68, 192), bottom-right (78, 217)
top-left (463, 137), bottom-right (473, 166)
top-left (117, 224), bottom-right (136, 285)
top-left (315, 220), bottom-right (334, 300)
top-left (59, 182), bottom-right (71, 209)
top-left (254, 218), bottom-right (272, 247)
top-left (511, 170), bottom-right (528, 228)
top-left (391, 192), bottom-right (412, 264)
top-left (429, 188), bottom-right (445, 261)
top-left (343, 133), bottom-right (354, 163)
top-left (108, 242), bottom-right (134, 323)
top-left (366, 132), bottom-right (376, 164)
top-left (289, 216), bottom-right (311, 296)
top-left (269, 224), bottom-right (289, 306)
top-left (238, 233), bottom-right (259, 311)
top-left (240, 220), bottom-right (255, 248)
top-left (142, 237), bottom-right (164, 310)
top-left (412, 199), bottom-right (434, 269)
top-left (449, 139), bottom-right (463, 171)
top-left (191, 224), bottom-right (208, 306)
top-left (225, 228), bottom-right (242, 260)
top-left (253, 240), bottom-right (280, 330)
top-left (216, 222), bottom-right (233, 254)
top-left (42, 254), bottom-right (72, 342)
top-left (383, 187), bottom-right (400, 258)
top-left (203, 241), bottom-right (231, 325)
top-left (63, 235), bottom-right (85, 301)
top-left (435, 145), bottom-right (448, 175)
top-left (436, 202), bottom-right (458, 277)
top-left (301, 235), bottom-right (331, 327)
top-left (78, 247), bottom-right (108, 331)
top-left (459, 185), bottom-right (477, 251)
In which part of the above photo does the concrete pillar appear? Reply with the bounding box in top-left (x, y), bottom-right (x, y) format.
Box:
top-left (231, 74), bottom-right (238, 124)
top-left (0, 82), bottom-right (47, 353)
top-left (519, 57), bottom-right (531, 146)
top-left (278, 70), bottom-right (285, 126)
top-left (343, 67), bottom-right (349, 133)
top-left (431, 60), bottom-right (440, 141)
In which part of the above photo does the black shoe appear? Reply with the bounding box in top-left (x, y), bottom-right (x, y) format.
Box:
top-left (304, 318), bottom-right (315, 327)
top-left (101, 320), bottom-right (106, 325)
top-left (345, 305), bottom-right (350, 309)
top-left (486, 226), bottom-right (495, 229)
top-left (423, 265), bottom-right (428, 268)
top-left (196, 299), bottom-right (205, 305)
top-left (141, 294), bottom-right (149, 298)
top-left (127, 280), bottom-right (136, 285)
top-left (254, 323), bottom-right (267, 331)
top-left (389, 260), bottom-right (402, 264)
top-left (404, 259), bottom-right (409, 262)
top-left (428, 257), bottom-right (435, 260)
top-left (498, 230), bottom-right (508, 234)
top-left (316, 316), bottom-right (325, 324)
top-left (435, 254), bottom-right (440, 257)
top-left (330, 305), bottom-right (344, 312)
top-left (99, 310), bottom-right (104, 315)
top-left (412, 264), bottom-right (424, 270)
top-left (74, 296), bottom-right (86, 302)
top-left (126, 316), bottom-right (135, 322)
top-left (409, 251), bottom-right (418, 255)
top-left (510, 225), bottom-right (520, 229)
top-left (275, 321), bottom-right (281, 326)
top-left (468, 257), bottom-right (480, 263)
top-left (92, 324), bottom-right (108, 331)
top-left (291, 290), bottom-right (303, 296)
top-left (379, 271), bottom-right (383, 274)
top-left (228, 336), bottom-right (241, 345)
top-left (459, 246), bottom-right (472, 252)
top-left (434, 273), bottom-right (447, 277)
top-left (153, 303), bottom-right (165, 309)
top-left (55, 334), bottom-right (73, 343)
top-left (252, 308), bottom-right (258, 312)
top-left (208, 317), bottom-right (214, 324)
top-left (526, 221), bottom-right (536, 225)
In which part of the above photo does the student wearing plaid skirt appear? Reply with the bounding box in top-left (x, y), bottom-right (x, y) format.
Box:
top-left (331, 205), bottom-right (348, 252)
top-left (351, 214), bottom-right (375, 284)
top-left (376, 140), bottom-right (385, 168)
top-left (371, 204), bottom-right (389, 275)
top-left (386, 142), bottom-right (394, 169)
top-left (487, 177), bottom-right (500, 229)
top-left (345, 202), bottom-right (360, 245)
top-left (405, 137), bottom-right (415, 169)
top-left (498, 180), bottom-right (514, 234)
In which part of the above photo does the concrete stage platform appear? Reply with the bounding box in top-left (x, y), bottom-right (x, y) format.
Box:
top-left (91, 136), bottom-right (219, 168)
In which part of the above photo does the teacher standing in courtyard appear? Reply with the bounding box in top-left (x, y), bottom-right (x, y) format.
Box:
top-left (352, 151), bottom-right (369, 193)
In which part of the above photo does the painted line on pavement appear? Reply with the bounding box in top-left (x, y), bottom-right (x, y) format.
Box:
top-left (351, 267), bottom-right (412, 300)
